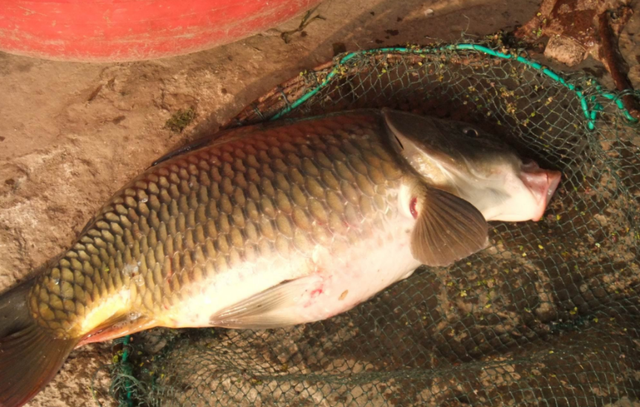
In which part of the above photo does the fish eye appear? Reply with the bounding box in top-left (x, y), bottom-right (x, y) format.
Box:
top-left (463, 127), bottom-right (479, 137)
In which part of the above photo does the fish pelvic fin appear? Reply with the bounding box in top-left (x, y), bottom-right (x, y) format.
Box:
top-left (411, 187), bottom-right (489, 267)
top-left (0, 281), bottom-right (78, 407)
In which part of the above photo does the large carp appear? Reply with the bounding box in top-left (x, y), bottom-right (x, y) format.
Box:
top-left (0, 109), bottom-right (560, 406)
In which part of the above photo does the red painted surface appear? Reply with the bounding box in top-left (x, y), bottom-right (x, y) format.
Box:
top-left (0, 0), bottom-right (322, 62)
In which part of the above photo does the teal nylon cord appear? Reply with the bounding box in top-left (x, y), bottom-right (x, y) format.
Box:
top-left (269, 44), bottom-right (639, 129)
top-left (121, 335), bottom-right (134, 406)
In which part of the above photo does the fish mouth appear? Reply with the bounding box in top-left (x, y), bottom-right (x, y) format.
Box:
top-left (520, 159), bottom-right (562, 221)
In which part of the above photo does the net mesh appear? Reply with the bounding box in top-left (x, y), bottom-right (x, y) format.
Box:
top-left (97, 40), bottom-right (640, 407)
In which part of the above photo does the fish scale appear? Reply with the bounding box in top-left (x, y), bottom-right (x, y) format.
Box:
top-left (28, 111), bottom-right (404, 339)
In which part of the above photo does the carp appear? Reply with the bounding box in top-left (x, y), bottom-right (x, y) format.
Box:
top-left (0, 109), bottom-right (561, 406)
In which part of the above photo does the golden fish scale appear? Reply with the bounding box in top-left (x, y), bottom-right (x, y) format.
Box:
top-left (28, 113), bottom-right (406, 338)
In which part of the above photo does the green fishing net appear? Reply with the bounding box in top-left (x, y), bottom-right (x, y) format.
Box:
top-left (97, 39), bottom-right (640, 406)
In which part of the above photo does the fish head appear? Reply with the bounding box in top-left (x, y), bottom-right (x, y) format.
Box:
top-left (453, 147), bottom-right (562, 222)
top-left (383, 109), bottom-right (561, 222)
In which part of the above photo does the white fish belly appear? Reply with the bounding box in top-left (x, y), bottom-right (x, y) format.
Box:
top-left (286, 230), bottom-right (421, 324)
top-left (168, 218), bottom-right (420, 329)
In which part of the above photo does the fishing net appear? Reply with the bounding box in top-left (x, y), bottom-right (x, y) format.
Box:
top-left (96, 39), bottom-right (640, 406)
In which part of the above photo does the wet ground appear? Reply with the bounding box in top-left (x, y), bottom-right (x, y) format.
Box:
top-left (1, 0), bottom-right (639, 406)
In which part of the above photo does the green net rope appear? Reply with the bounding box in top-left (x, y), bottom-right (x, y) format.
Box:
top-left (269, 44), bottom-right (639, 127)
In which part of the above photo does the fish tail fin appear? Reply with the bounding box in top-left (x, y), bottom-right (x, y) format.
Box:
top-left (0, 280), bottom-right (77, 407)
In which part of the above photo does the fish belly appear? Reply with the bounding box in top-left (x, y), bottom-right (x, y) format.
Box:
top-left (168, 220), bottom-right (420, 329)
top-left (289, 233), bottom-right (420, 324)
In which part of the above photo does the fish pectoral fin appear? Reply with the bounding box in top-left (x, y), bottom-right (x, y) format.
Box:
top-left (411, 187), bottom-right (489, 267)
top-left (210, 278), bottom-right (316, 329)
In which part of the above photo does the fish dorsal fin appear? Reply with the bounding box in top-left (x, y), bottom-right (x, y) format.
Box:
top-left (411, 187), bottom-right (489, 267)
top-left (152, 136), bottom-right (214, 166)
top-left (152, 125), bottom-right (259, 167)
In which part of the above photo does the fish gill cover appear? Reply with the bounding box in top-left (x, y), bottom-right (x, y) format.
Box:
top-left (95, 38), bottom-right (640, 406)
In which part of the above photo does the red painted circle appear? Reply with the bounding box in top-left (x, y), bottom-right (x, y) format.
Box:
top-left (0, 0), bottom-right (322, 62)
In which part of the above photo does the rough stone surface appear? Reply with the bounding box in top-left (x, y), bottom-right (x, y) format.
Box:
top-left (544, 35), bottom-right (588, 66)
